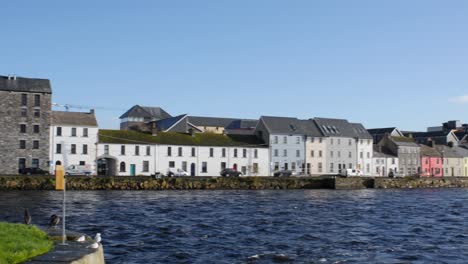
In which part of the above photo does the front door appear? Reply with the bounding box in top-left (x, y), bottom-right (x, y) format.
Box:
top-left (233, 163), bottom-right (238, 171)
top-left (451, 168), bottom-right (455, 177)
top-left (130, 164), bottom-right (136, 176)
top-left (284, 163), bottom-right (288, 170)
top-left (190, 163), bottom-right (196, 176)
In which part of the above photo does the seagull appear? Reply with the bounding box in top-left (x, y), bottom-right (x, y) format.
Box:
top-left (49, 214), bottom-right (60, 228)
top-left (76, 235), bottom-right (86, 242)
top-left (24, 208), bottom-right (32, 225)
top-left (94, 233), bottom-right (101, 243)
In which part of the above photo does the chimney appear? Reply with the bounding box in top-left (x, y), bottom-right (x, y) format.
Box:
top-left (151, 122), bottom-right (158, 136)
top-left (447, 141), bottom-right (454, 148)
top-left (189, 128), bottom-right (196, 137)
top-left (90, 109), bottom-right (95, 115)
top-left (428, 139), bottom-right (434, 148)
top-left (13, 74), bottom-right (16, 80)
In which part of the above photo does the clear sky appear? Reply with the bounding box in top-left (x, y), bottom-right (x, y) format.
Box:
top-left (2, 1), bottom-right (468, 131)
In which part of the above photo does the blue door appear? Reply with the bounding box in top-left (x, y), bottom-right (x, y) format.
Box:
top-left (130, 164), bottom-right (136, 176)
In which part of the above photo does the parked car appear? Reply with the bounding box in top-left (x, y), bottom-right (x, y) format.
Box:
top-left (273, 170), bottom-right (294, 177)
top-left (340, 169), bottom-right (363, 177)
top-left (167, 168), bottom-right (189, 177)
top-left (65, 165), bottom-right (93, 176)
top-left (220, 168), bottom-right (242, 177)
top-left (19, 168), bottom-right (49, 175)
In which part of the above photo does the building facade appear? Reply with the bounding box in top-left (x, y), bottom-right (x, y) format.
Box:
top-left (419, 144), bottom-right (443, 177)
top-left (376, 135), bottom-right (421, 176)
top-left (49, 110), bottom-right (99, 174)
top-left (0, 75), bottom-right (52, 174)
top-left (372, 146), bottom-right (399, 177)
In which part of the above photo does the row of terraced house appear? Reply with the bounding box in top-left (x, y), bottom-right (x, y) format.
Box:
top-left (2, 75), bottom-right (468, 177)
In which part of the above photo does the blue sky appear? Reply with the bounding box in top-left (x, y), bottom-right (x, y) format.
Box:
top-left (2, 1), bottom-right (468, 130)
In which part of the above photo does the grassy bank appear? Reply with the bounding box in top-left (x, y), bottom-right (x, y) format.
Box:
top-left (0, 222), bottom-right (53, 264)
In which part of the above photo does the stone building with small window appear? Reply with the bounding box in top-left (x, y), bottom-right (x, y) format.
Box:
top-left (49, 110), bottom-right (98, 174)
top-left (0, 75), bottom-right (52, 174)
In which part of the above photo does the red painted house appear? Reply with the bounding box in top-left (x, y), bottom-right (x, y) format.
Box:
top-left (420, 144), bottom-right (443, 177)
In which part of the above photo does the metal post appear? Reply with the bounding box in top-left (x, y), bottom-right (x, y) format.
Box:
top-left (61, 177), bottom-right (67, 245)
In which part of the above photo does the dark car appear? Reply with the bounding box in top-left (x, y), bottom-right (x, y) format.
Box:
top-left (220, 168), bottom-right (242, 177)
top-left (273, 170), bottom-right (293, 177)
top-left (19, 168), bottom-right (49, 175)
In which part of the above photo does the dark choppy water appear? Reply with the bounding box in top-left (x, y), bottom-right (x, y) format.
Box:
top-left (1, 189), bottom-right (468, 263)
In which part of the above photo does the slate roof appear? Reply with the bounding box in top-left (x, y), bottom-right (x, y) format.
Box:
top-left (313, 118), bottom-right (357, 138)
top-left (225, 119), bottom-right (258, 130)
top-left (155, 114), bottom-right (187, 131)
top-left (373, 145), bottom-right (397, 158)
top-left (187, 116), bottom-right (239, 128)
top-left (435, 145), bottom-right (468, 158)
top-left (0, 75), bottom-right (51, 93)
top-left (389, 136), bottom-right (419, 147)
top-left (119, 105), bottom-right (171, 120)
top-left (419, 144), bottom-right (442, 157)
top-left (350, 123), bottom-right (373, 139)
top-left (51, 111), bottom-right (98, 127)
top-left (367, 127), bottom-right (398, 135)
top-left (259, 116), bottom-right (321, 136)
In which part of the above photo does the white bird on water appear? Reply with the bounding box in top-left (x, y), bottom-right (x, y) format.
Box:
top-left (76, 235), bottom-right (85, 242)
top-left (87, 242), bottom-right (99, 249)
top-left (94, 233), bottom-right (102, 243)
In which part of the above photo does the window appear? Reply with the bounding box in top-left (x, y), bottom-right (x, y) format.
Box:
top-left (71, 128), bottom-right (77, 137)
top-left (296, 150), bottom-right (300, 157)
top-left (167, 147), bottom-right (172, 156)
top-left (33, 109), bottom-right (40, 118)
top-left (222, 148), bottom-right (226, 158)
top-left (296, 137), bottom-right (300, 144)
top-left (71, 144), bottom-right (76, 154)
top-left (392, 158), bottom-right (395, 165)
top-left (337, 139), bottom-right (341, 145)
top-left (79, 161), bottom-right (85, 166)
top-left (121, 145), bottom-right (126, 155)
top-left (34, 95), bottom-right (40, 107)
top-left (104, 145), bottom-right (109, 155)
top-left (366, 164), bottom-right (370, 173)
top-left (20, 124), bottom-right (26, 133)
top-left (18, 158), bottom-right (26, 171)
top-left (143, 161), bottom-right (149, 172)
top-left (221, 162), bottom-right (226, 170)
top-left (33, 125), bottom-right (39, 133)
top-left (331, 138), bottom-right (334, 145)
top-left (56, 144), bottom-right (62, 154)
top-left (311, 150), bottom-right (314, 157)
top-left (243, 149), bottom-right (247, 158)
top-left (338, 151), bottom-right (341, 158)
top-left (191, 147), bottom-right (196, 157)
top-left (120, 162), bottom-right (126, 172)
top-left (349, 163), bottom-right (352, 169)
top-left (83, 144), bottom-right (88, 155)
top-left (253, 163), bottom-right (259, 173)
top-left (254, 149), bottom-right (258, 158)
top-left (146, 146), bottom-right (151, 156)
top-left (234, 149), bottom-right (238, 158)
top-left (182, 162), bottom-right (188, 172)
top-left (19, 140), bottom-right (26, 149)
top-left (318, 162), bottom-right (323, 173)
top-left (319, 150), bottom-right (323, 158)
top-left (274, 149), bottom-right (278, 157)
top-left (283, 149), bottom-right (287, 157)
top-left (21, 108), bottom-right (27, 117)
top-left (169, 161), bottom-right (175, 168)
top-left (310, 137), bottom-right (315, 143)
top-left (21, 94), bottom-right (27, 106)
top-left (330, 163), bottom-right (334, 173)
top-left (367, 152), bottom-right (370, 158)
top-left (283, 136), bottom-right (287, 144)
top-left (292, 162), bottom-right (296, 171)
top-left (330, 151), bottom-right (334, 158)
top-left (33, 140), bottom-right (39, 149)
top-left (32, 159), bottom-right (39, 168)
top-left (178, 147), bottom-right (183, 157)
top-left (132, 146), bottom-right (139, 156)
top-left (202, 162), bottom-right (208, 173)
top-left (83, 128), bottom-right (88, 137)
top-left (349, 139), bottom-right (352, 146)
top-left (274, 162), bottom-right (279, 171)
top-left (242, 166), bottom-right (247, 175)
top-left (319, 138), bottom-right (323, 143)
top-left (349, 152), bottom-right (352, 158)
top-left (274, 136), bottom-right (278, 144)
top-left (57, 127), bottom-right (62, 136)
top-left (360, 152), bottom-right (363, 159)
top-left (210, 148), bottom-right (214, 157)
top-left (368, 140), bottom-right (371, 145)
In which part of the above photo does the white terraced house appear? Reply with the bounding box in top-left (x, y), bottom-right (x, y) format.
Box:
top-left (96, 130), bottom-right (269, 176)
top-left (49, 110), bottom-right (99, 174)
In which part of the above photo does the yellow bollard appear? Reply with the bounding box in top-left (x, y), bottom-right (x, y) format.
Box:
top-left (55, 165), bottom-right (65, 190)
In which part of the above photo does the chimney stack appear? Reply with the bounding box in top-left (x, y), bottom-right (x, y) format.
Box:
top-left (151, 122), bottom-right (158, 136)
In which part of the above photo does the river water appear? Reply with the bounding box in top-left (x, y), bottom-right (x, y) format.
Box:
top-left (0, 189), bottom-right (467, 263)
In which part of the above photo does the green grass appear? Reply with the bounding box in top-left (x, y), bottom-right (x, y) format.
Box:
top-left (0, 222), bottom-right (53, 264)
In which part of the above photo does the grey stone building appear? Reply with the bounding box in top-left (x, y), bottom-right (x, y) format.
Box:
top-left (377, 135), bottom-right (421, 176)
top-left (0, 75), bottom-right (52, 174)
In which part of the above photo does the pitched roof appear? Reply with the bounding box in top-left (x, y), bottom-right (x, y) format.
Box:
top-left (367, 127), bottom-right (397, 135)
top-left (435, 145), bottom-right (468, 158)
top-left (373, 145), bottom-right (397, 158)
top-left (119, 105), bottom-right (171, 120)
top-left (350, 123), bottom-right (373, 139)
top-left (98, 129), bottom-right (267, 147)
top-left (259, 116), bottom-right (321, 136)
top-left (0, 75), bottom-right (51, 93)
top-left (313, 118), bottom-right (357, 138)
top-left (51, 111), bottom-right (98, 127)
top-left (155, 114), bottom-right (187, 131)
top-left (187, 116), bottom-right (239, 127)
top-left (419, 144), bottom-right (442, 157)
top-left (225, 119), bottom-right (258, 130)
top-left (390, 136), bottom-right (419, 147)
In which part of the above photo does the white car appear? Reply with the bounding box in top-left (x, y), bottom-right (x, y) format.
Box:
top-left (340, 169), bottom-right (363, 177)
top-left (65, 165), bottom-right (93, 176)
top-left (167, 168), bottom-right (189, 177)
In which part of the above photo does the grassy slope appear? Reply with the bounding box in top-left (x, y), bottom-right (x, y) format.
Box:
top-left (0, 222), bottom-right (53, 264)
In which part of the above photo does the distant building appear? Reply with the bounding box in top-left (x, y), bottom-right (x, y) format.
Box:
top-left (50, 110), bottom-right (98, 174)
top-left (419, 144), bottom-right (443, 177)
top-left (367, 127), bottom-right (403, 143)
top-left (119, 105), bottom-right (171, 130)
top-left (371, 145), bottom-right (398, 177)
top-left (376, 135), bottom-right (421, 176)
top-left (403, 131), bottom-right (459, 146)
top-left (0, 75), bottom-right (52, 174)
top-left (435, 145), bottom-right (467, 177)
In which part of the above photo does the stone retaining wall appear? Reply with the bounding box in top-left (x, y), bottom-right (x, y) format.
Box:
top-left (374, 177), bottom-right (468, 189)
